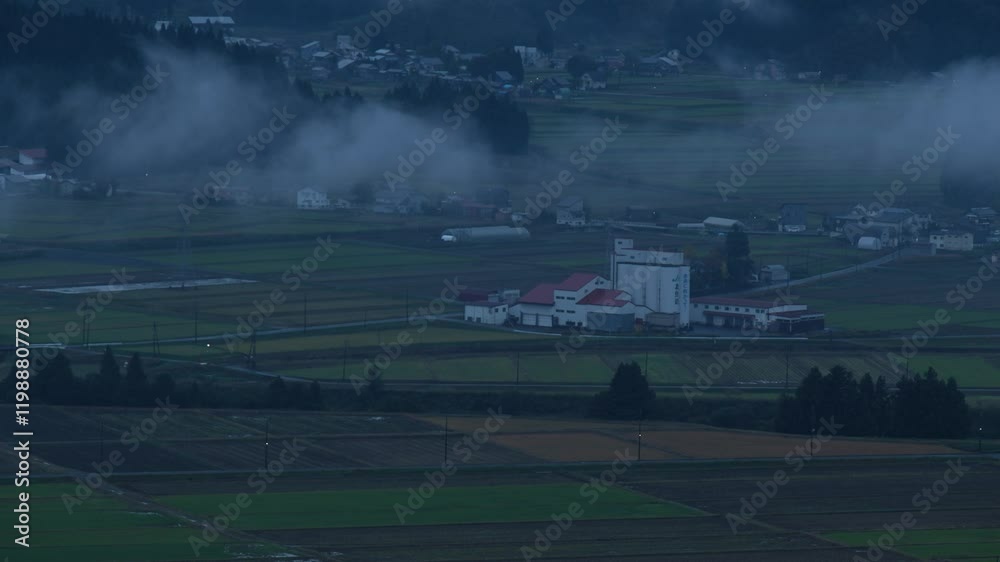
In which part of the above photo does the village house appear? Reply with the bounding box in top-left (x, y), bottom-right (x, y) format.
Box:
top-left (188, 16), bottom-right (235, 34)
top-left (374, 188), bottom-right (426, 215)
top-left (297, 188), bottom-right (329, 210)
top-left (556, 196), bottom-right (586, 227)
top-left (929, 229), bottom-right (975, 252)
top-left (779, 204), bottom-right (807, 232)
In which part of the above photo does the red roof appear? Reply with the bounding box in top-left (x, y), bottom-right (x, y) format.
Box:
top-left (19, 148), bottom-right (47, 159)
top-left (519, 283), bottom-right (557, 305)
top-left (577, 289), bottom-right (629, 308)
top-left (692, 296), bottom-right (773, 308)
top-left (555, 273), bottom-right (599, 291)
top-left (519, 273), bottom-right (601, 306)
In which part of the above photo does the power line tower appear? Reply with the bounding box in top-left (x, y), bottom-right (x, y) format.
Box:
top-left (177, 226), bottom-right (192, 289)
top-left (248, 329), bottom-right (257, 370)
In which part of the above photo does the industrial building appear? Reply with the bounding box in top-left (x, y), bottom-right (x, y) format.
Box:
top-left (441, 226), bottom-right (530, 244)
top-left (610, 239), bottom-right (690, 327)
top-left (690, 296), bottom-right (824, 333)
top-left (513, 273), bottom-right (649, 332)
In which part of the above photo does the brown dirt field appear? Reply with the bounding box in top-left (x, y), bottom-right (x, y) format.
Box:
top-left (631, 429), bottom-right (961, 459)
top-left (414, 414), bottom-right (682, 434)
top-left (493, 431), bottom-right (680, 462)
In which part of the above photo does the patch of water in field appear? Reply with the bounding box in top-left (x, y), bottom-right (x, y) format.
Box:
top-left (37, 277), bottom-right (257, 294)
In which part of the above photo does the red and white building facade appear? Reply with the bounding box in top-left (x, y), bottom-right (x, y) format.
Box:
top-left (513, 273), bottom-right (650, 332)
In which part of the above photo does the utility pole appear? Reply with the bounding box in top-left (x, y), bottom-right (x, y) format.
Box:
top-left (443, 414), bottom-right (449, 463)
top-left (264, 417), bottom-right (270, 468)
top-left (637, 408), bottom-right (643, 463)
top-left (784, 349), bottom-right (790, 394)
top-left (341, 340), bottom-right (348, 381)
top-left (98, 418), bottom-right (104, 461)
top-left (152, 321), bottom-right (161, 357)
top-left (194, 299), bottom-right (199, 344)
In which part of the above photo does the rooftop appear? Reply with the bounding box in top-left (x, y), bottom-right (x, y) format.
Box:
top-left (555, 273), bottom-right (599, 291)
top-left (693, 296), bottom-right (775, 309)
top-left (577, 289), bottom-right (629, 308)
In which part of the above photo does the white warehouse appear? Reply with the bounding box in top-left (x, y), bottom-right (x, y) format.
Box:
top-left (610, 239), bottom-right (690, 327)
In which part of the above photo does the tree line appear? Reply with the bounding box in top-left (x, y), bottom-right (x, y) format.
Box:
top-left (590, 361), bottom-right (972, 439)
top-left (385, 78), bottom-right (531, 154)
top-left (0, 348), bottom-right (324, 411)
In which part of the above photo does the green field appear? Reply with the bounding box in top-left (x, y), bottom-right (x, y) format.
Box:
top-left (158, 483), bottom-right (702, 530)
top-left (0, 484), bottom-right (286, 562)
top-left (827, 528), bottom-right (1000, 560)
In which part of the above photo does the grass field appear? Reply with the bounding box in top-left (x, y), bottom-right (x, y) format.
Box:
top-left (159, 483), bottom-right (701, 530)
top-left (0, 483), bottom-right (287, 562)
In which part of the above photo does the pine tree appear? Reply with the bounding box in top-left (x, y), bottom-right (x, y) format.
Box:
top-left (124, 353), bottom-right (149, 406)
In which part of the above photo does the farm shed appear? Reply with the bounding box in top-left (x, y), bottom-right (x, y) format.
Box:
top-left (440, 226), bottom-right (530, 244)
top-left (703, 217), bottom-right (745, 231)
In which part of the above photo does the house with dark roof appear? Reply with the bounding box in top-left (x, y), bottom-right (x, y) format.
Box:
top-left (779, 204), bottom-right (807, 232)
top-left (556, 196), bottom-right (586, 227)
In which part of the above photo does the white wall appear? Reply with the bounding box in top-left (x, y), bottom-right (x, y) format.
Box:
top-left (465, 304), bottom-right (508, 325)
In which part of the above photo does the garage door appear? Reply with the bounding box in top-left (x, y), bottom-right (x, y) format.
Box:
top-left (522, 313), bottom-right (537, 326)
top-left (538, 315), bottom-right (553, 328)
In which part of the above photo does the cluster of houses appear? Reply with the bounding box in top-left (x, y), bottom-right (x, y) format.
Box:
top-left (460, 238), bottom-right (824, 334)
top-left (0, 147), bottom-right (49, 191)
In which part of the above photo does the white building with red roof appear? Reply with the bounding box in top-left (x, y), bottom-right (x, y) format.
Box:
top-left (513, 273), bottom-right (650, 331)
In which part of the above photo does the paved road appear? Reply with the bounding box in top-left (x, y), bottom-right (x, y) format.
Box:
top-left (732, 251), bottom-right (899, 296)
